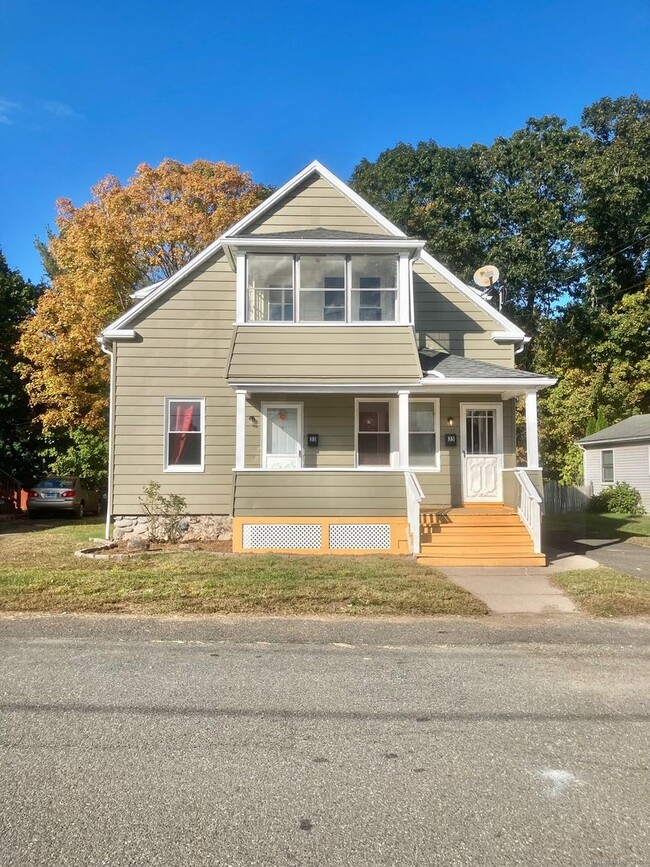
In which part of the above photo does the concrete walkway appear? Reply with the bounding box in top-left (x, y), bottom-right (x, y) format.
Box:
top-left (441, 551), bottom-right (600, 615)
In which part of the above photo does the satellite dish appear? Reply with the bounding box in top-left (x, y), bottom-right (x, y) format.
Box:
top-left (473, 265), bottom-right (500, 287)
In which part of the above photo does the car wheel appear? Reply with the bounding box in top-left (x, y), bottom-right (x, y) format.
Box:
top-left (76, 502), bottom-right (85, 519)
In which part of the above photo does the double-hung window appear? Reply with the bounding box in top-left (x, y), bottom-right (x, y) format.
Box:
top-left (165, 399), bottom-right (204, 471)
top-left (245, 253), bottom-right (398, 323)
top-left (408, 400), bottom-right (439, 469)
top-left (357, 401), bottom-right (391, 466)
top-left (601, 449), bottom-right (614, 484)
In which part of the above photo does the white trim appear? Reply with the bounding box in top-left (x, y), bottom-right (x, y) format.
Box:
top-left (222, 160), bottom-right (407, 240)
top-left (227, 237), bottom-right (423, 250)
top-left (398, 390), bottom-right (410, 469)
top-left (581, 436), bottom-right (650, 447)
top-left (261, 402), bottom-right (304, 469)
top-left (235, 390), bottom-right (247, 470)
top-left (525, 391), bottom-right (540, 470)
top-left (418, 249), bottom-right (526, 341)
top-left (100, 343), bottom-right (115, 539)
top-left (460, 402), bottom-right (504, 503)
top-left (102, 329), bottom-right (137, 341)
top-left (163, 398), bottom-right (205, 473)
top-left (398, 254), bottom-right (410, 324)
top-left (236, 252), bottom-right (246, 323)
top-left (354, 397), bottom-right (396, 469)
top-left (421, 377), bottom-right (556, 390)
top-left (408, 396), bottom-right (441, 473)
top-left (234, 467), bottom-right (404, 473)
top-left (234, 320), bottom-right (405, 328)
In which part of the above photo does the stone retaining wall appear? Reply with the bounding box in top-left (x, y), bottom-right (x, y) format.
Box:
top-left (113, 515), bottom-right (233, 542)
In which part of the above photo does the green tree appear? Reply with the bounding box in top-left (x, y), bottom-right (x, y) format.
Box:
top-left (0, 250), bottom-right (47, 483)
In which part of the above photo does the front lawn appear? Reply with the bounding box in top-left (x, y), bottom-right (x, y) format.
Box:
top-left (551, 568), bottom-right (650, 617)
top-left (0, 517), bottom-right (487, 617)
top-left (545, 512), bottom-right (650, 546)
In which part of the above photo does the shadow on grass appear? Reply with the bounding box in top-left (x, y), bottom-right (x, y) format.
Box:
top-left (0, 515), bottom-right (102, 537)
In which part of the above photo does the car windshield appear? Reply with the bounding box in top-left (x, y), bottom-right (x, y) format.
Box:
top-left (36, 478), bottom-right (76, 490)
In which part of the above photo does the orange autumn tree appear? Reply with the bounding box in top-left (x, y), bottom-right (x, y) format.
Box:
top-left (19, 159), bottom-right (270, 434)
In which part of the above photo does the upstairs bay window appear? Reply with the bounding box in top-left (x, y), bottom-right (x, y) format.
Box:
top-left (245, 253), bottom-right (398, 323)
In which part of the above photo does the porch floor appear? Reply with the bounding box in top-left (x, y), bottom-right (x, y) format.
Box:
top-left (418, 505), bottom-right (546, 567)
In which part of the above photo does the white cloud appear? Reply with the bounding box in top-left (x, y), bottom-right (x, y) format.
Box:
top-left (42, 100), bottom-right (80, 119)
top-left (0, 98), bottom-right (20, 125)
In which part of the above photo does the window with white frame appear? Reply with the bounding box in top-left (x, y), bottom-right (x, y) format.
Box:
top-left (409, 400), bottom-right (439, 468)
top-left (246, 253), bottom-right (398, 323)
top-left (165, 399), bottom-right (204, 471)
top-left (601, 449), bottom-right (614, 484)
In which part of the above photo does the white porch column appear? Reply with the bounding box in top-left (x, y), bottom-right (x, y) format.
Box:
top-left (398, 390), bottom-right (410, 469)
top-left (525, 390), bottom-right (540, 469)
top-left (235, 389), bottom-right (247, 470)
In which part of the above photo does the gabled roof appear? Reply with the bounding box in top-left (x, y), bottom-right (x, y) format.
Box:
top-left (100, 159), bottom-right (526, 343)
top-left (579, 414), bottom-right (650, 446)
top-left (221, 159), bottom-right (406, 240)
top-left (236, 228), bottom-right (394, 241)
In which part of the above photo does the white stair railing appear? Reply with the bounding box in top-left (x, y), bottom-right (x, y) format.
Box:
top-left (514, 469), bottom-right (542, 554)
top-left (405, 471), bottom-right (425, 555)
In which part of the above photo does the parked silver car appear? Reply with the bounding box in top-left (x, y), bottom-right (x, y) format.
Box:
top-left (27, 477), bottom-right (100, 519)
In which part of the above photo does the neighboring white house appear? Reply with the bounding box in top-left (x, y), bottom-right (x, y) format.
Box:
top-left (579, 414), bottom-right (650, 511)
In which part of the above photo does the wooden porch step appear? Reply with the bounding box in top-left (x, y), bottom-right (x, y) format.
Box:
top-left (418, 554), bottom-right (547, 567)
top-left (421, 516), bottom-right (523, 528)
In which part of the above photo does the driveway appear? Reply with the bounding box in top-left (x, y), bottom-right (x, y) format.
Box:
top-left (1, 614), bottom-right (648, 867)
top-left (544, 526), bottom-right (650, 580)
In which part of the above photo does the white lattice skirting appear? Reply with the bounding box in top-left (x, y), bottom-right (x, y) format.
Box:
top-left (241, 522), bottom-right (393, 551)
top-left (242, 523), bottom-right (322, 550)
top-left (329, 523), bottom-right (391, 550)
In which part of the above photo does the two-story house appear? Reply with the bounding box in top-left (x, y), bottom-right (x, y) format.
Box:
top-left (100, 161), bottom-right (555, 565)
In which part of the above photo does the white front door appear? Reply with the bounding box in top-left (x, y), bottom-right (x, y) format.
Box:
top-left (262, 403), bottom-right (303, 469)
top-left (461, 404), bottom-right (503, 502)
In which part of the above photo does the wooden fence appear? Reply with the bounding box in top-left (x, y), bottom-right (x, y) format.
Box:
top-left (543, 479), bottom-right (593, 515)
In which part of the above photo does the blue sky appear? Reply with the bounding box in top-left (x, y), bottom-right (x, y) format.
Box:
top-left (1, 0), bottom-right (648, 283)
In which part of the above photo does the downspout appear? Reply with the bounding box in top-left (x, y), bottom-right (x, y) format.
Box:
top-left (100, 339), bottom-right (116, 540)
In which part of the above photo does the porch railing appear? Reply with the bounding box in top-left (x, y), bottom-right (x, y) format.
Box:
top-left (405, 471), bottom-right (424, 555)
top-left (514, 469), bottom-right (542, 554)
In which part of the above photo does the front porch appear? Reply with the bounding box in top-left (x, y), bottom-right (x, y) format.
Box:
top-left (230, 376), bottom-right (546, 563)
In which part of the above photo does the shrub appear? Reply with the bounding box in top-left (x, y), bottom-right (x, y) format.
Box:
top-left (138, 481), bottom-right (187, 543)
top-left (590, 482), bottom-right (645, 516)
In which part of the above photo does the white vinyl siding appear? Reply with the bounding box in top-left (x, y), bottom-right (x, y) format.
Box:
top-left (583, 442), bottom-right (650, 511)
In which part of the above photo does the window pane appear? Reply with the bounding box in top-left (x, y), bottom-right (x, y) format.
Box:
top-left (247, 254), bottom-right (294, 321)
top-left (351, 255), bottom-right (397, 289)
top-left (169, 401), bottom-right (201, 432)
top-left (299, 289), bottom-right (345, 322)
top-left (247, 254), bottom-right (293, 289)
top-left (358, 402), bottom-right (390, 433)
top-left (409, 403), bottom-right (435, 433)
top-left (300, 255), bottom-right (345, 289)
top-left (351, 289), bottom-right (396, 322)
top-left (409, 433), bottom-right (436, 466)
top-left (168, 432), bottom-right (202, 466)
top-left (358, 433), bottom-right (391, 466)
top-left (466, 410), bottom-right (495, 455)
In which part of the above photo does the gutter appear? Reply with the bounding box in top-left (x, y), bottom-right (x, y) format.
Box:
top-left (99, 340), bottom-right (116, 540)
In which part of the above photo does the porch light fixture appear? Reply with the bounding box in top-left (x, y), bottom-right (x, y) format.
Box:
top-left (447, 416), bottom-right (454, 426)
top-left (248, 415), bottom-right (258, 426)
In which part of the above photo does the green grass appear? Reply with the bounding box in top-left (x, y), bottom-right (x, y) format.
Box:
top-left (551, 568), bottom-right (650, 617)
top-left (545, 512), bottom-right (650, 546)
top-left (0, 517), bottom-right (487, 617)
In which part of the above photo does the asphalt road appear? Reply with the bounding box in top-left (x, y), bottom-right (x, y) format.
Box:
top-left (1, 614), bottom-right (648, 867)
top-left (544, 528), bottom-right (650, 580)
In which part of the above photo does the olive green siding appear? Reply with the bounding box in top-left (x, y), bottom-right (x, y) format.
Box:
top-left (246, 175), bottom-right (392, 236)
top-left (112, 251), bottom-right (236, 515)
top-left (245, 394), bottom-right (356, 469)
top-left (233, 471), bottom-right (406, 517)
top-left (241, 393), bottom-right (516, 509)
top-left (413, 260), bottom-right (515, 367)
top-left (227, 326), bottom-right (422, 384)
